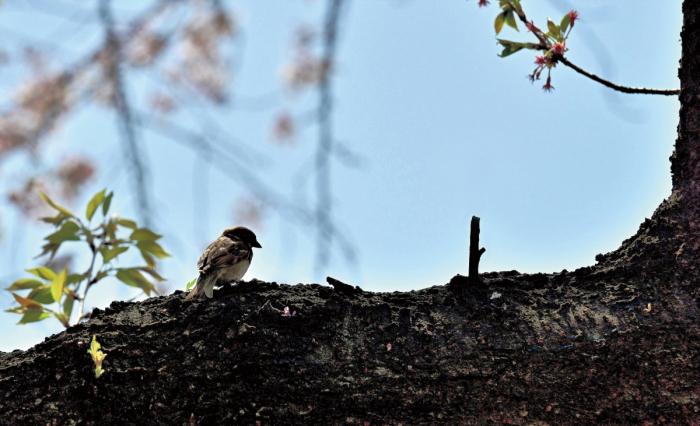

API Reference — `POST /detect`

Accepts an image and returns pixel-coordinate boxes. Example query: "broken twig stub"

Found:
[469,216,486,283]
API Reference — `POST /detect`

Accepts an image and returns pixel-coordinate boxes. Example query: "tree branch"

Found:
[315,0,346,275]
[507,4,680,96]
[557,56,680,96]
[134,111,357,266]
[99,0,153,227]
[468,216,485,282]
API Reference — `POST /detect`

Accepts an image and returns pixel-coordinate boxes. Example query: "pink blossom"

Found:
[568,10,579,28]
[271,112,295,142]
[551,43,567,56]
[283,307,296,317]
[387,343,392,351]
[478,0,490,7]
[534,56,546,67]
[542,76,554,92]
[526,20,539,33]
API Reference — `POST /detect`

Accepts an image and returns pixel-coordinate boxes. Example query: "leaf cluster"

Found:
[494,0,575,58]
[5,189,169,327]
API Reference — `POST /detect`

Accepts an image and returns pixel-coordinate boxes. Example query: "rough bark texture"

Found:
[2,2,700,425]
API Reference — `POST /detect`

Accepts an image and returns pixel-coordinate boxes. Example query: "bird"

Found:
[185,226,262,301]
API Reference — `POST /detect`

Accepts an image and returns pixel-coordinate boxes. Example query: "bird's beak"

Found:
[253,240,262,248]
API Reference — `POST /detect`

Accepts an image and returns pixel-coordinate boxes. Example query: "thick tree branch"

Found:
[558,56,680,96]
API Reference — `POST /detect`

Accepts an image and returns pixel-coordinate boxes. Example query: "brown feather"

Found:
[185,228,258,301]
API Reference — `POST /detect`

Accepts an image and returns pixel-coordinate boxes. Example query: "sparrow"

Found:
[185,226,262,301]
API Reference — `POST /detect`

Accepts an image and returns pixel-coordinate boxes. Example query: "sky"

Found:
[0,0,682,351]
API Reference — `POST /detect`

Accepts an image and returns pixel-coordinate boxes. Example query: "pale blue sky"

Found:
[0,0,682,351]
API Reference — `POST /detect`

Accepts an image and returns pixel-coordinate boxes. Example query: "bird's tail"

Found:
[184,275,206,301]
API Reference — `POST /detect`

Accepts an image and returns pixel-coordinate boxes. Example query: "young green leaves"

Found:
[86,189,106,222]
[87,335,106,378]
[6,268,73,326]
[5,189,170,327]
[185,278,197,291]
[486,1,579,91]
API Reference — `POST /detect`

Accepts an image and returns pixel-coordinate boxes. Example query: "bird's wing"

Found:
[198,236,250,274]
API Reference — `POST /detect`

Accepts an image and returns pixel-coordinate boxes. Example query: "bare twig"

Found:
[557,56,680,96]
[468,216,486,282]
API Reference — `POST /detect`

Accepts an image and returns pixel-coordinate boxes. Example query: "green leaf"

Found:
[12,293,43,309]
[63,292,74,321]
[116,269,155,296]
[105,221,118,241]
[27,286,55,305]
[102,191,113,217]
[186,278,197,291]
[560,13,571,34]
[18,311,51,324]
[139,248,156,269]
[547,18,561,39]
[27,266,57,281]
[495,11,506,35]
[5,307,26,314]
[36,242,61,260]
[137,241,170,259]
[38,191,73,217]
[66,273,86,286]
[50,312,69,327]
[130,228,162,242]
[505,10,519,31]
[86,189,106,221]
[116,218,137,229]
[6,278,44,290]
[50,268,67,304]
[95,270,108,282]
[497,40,526,57]
[40,212,72,226]
[99,245,129,264]
[136,267,165,281]
[46,221,81,243]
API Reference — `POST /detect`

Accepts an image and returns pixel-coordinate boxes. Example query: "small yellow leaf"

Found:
[495,11,506,35]
[50,268,67,304]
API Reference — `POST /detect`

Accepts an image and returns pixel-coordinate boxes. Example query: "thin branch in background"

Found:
[160,80,272,168]
[134,111,357,266]
[193,149,212,247]
[557,56,680,96]
[315,0,347,276]
[99,0,153,227]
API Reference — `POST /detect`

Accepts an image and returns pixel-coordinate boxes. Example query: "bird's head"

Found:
[223,226,262,248]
